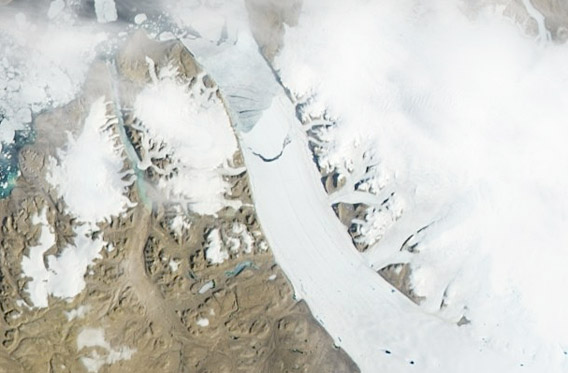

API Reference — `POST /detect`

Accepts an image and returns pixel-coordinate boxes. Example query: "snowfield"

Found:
[180,0,568,371]
[22,208,107,308]
[77,327,136,372]
[238,88,531,373]
[48,97,135,224]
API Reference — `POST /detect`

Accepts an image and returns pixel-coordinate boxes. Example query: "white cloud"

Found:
[134,61,239,215]
[276,0,568,362]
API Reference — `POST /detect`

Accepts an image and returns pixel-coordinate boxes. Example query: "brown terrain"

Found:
[0,32,358,373]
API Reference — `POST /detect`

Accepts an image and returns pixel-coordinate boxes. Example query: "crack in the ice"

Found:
[250,135,291,162]
[238,109,258,115]
[228,94,257,102]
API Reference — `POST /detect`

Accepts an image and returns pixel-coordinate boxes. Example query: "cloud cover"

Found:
[276,0,568,363]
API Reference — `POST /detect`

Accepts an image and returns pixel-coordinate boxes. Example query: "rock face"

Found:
[0,33,358,373]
